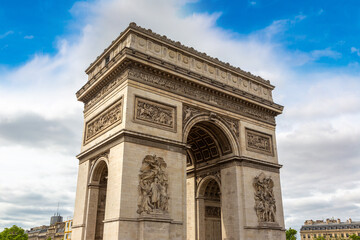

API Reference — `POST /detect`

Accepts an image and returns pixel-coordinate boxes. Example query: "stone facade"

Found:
[300,218,360,239]
[72,22,285,240]
[27,222,65,240]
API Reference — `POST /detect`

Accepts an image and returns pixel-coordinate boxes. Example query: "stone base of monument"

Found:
[244,222,285,240]
[138,212,173,240]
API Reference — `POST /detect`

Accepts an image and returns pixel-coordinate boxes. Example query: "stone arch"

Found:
[89,157,109,184]
[183,113,240,160]
[196,175,222,240]
[86,156,109,240]
[197,175,221,198]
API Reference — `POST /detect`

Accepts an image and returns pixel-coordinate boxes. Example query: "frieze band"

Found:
[128,67,276,125]
[134,96,176,132]
[84,98,123,143]
[85,71,127,110]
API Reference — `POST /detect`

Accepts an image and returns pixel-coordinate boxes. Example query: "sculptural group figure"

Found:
[137,155,169,214]
[253,173,276,222]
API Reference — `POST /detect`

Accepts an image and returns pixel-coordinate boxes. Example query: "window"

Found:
[105,55,110,64]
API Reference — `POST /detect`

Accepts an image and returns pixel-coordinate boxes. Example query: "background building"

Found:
[300,218,360,239]
[26,215,72,240]
[64,218,73,240]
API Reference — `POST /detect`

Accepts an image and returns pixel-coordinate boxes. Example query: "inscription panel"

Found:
[84,98,123,144]
[245,128,273,156]
[134,96,176,132]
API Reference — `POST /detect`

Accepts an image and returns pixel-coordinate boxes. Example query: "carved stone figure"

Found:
[253,173,276,223]
[137,155,169,214]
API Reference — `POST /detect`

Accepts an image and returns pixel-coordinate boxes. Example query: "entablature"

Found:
[77,49,283,122]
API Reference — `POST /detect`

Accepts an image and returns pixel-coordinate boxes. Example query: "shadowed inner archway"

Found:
[186,121,232,167]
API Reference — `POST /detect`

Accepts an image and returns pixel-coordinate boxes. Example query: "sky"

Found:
[0,0,360,235]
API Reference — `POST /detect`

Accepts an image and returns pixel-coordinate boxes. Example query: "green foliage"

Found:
[46,237,52,240]
[314,236,325,240]
[0,225,28,240]
[286,228,297,240]
[350,234,360,240]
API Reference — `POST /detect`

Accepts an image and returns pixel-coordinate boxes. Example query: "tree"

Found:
[0,225,28,240]
[314,237,325,240]
[286,228,297,240]
[350,234,360,240]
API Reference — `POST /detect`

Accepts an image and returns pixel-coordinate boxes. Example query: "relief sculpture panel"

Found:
[253,173,276,223]
[246,128,274,156]
[137,155,169,214]
[84,98,123,143]
[134,97,176,132]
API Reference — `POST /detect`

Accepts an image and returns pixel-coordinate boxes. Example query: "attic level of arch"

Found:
[76,47,283,114]
[85,23,274,88]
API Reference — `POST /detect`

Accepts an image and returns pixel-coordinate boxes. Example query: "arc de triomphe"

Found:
[72,23,285,240]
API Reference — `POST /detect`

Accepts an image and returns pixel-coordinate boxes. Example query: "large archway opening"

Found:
[200,178,222,240]
[186,121,232,168]
[86,159,108,240]
[185,121,233,240]
[94,165,108,240]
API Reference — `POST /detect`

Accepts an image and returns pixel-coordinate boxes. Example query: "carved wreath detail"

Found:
[137,155,169,214]
[253,173,276,223]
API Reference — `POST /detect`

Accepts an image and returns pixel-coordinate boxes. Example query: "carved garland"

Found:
[84,98,123,143]
[137,155,169,214]
[128,67,275,125]
[253,173,276,223]
[134,97,176,132]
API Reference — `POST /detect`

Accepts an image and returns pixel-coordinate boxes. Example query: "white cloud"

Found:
[0,31,14,39]
[311,48,341,59]
[24,35,34,39]
[0,0,359,234]
[351,47,360,56]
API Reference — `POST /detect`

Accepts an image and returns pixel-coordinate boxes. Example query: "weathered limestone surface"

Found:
[72,22,285,240]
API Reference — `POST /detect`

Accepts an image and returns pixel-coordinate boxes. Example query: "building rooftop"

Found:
[301,218,360,231]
